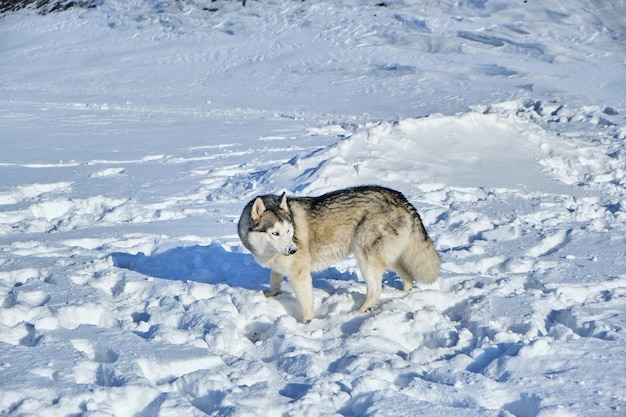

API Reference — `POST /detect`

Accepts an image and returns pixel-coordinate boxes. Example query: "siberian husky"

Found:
[237,185,440,323]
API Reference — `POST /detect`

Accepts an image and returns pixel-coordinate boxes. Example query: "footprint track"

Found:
[71,339,120,363]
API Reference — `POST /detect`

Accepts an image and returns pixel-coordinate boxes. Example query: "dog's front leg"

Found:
[290,271,314,324]
[264,270,283,297]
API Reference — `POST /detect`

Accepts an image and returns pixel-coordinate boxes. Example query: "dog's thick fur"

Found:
[237,185,440,323]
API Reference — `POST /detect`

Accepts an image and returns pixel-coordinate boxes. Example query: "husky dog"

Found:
[237,185,440,323]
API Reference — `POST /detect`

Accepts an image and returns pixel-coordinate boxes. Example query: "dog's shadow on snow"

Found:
[111,242,269,291]
[111,242,400,307]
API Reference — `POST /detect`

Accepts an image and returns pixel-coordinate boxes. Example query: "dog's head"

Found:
[246,192,298,257]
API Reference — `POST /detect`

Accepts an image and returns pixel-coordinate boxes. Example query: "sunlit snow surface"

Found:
[1,1,626,416]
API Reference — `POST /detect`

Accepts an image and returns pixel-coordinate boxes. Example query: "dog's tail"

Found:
[399,217,440,285]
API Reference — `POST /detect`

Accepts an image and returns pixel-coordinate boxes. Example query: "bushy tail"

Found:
[400,226,440,285]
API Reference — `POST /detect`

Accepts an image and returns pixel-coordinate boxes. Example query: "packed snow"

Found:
[1,0,625,416]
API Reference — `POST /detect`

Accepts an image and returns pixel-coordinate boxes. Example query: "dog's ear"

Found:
[279,192,289,212]
[251,197,266,221]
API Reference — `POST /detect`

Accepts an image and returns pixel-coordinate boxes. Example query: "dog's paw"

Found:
[263,290,281,298]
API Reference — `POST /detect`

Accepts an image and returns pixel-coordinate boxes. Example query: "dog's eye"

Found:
[271,231,280,236]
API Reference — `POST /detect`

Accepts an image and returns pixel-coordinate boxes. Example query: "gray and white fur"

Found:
[238,185,440,323]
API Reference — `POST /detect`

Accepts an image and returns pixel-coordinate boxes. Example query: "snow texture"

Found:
[1,0,625,416]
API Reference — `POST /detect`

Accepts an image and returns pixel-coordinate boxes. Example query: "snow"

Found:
[1,0,625,416]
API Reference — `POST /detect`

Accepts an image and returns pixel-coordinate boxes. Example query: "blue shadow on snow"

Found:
[111,242,397,295]
[111,242,268,291]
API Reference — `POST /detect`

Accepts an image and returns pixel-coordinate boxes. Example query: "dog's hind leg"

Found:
[393,260,415,291]
[354,255,385,313]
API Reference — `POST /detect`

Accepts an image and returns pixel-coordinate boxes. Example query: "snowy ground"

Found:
[1,0,626,416]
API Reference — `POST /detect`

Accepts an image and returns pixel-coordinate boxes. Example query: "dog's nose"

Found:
[289,247,298,255]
